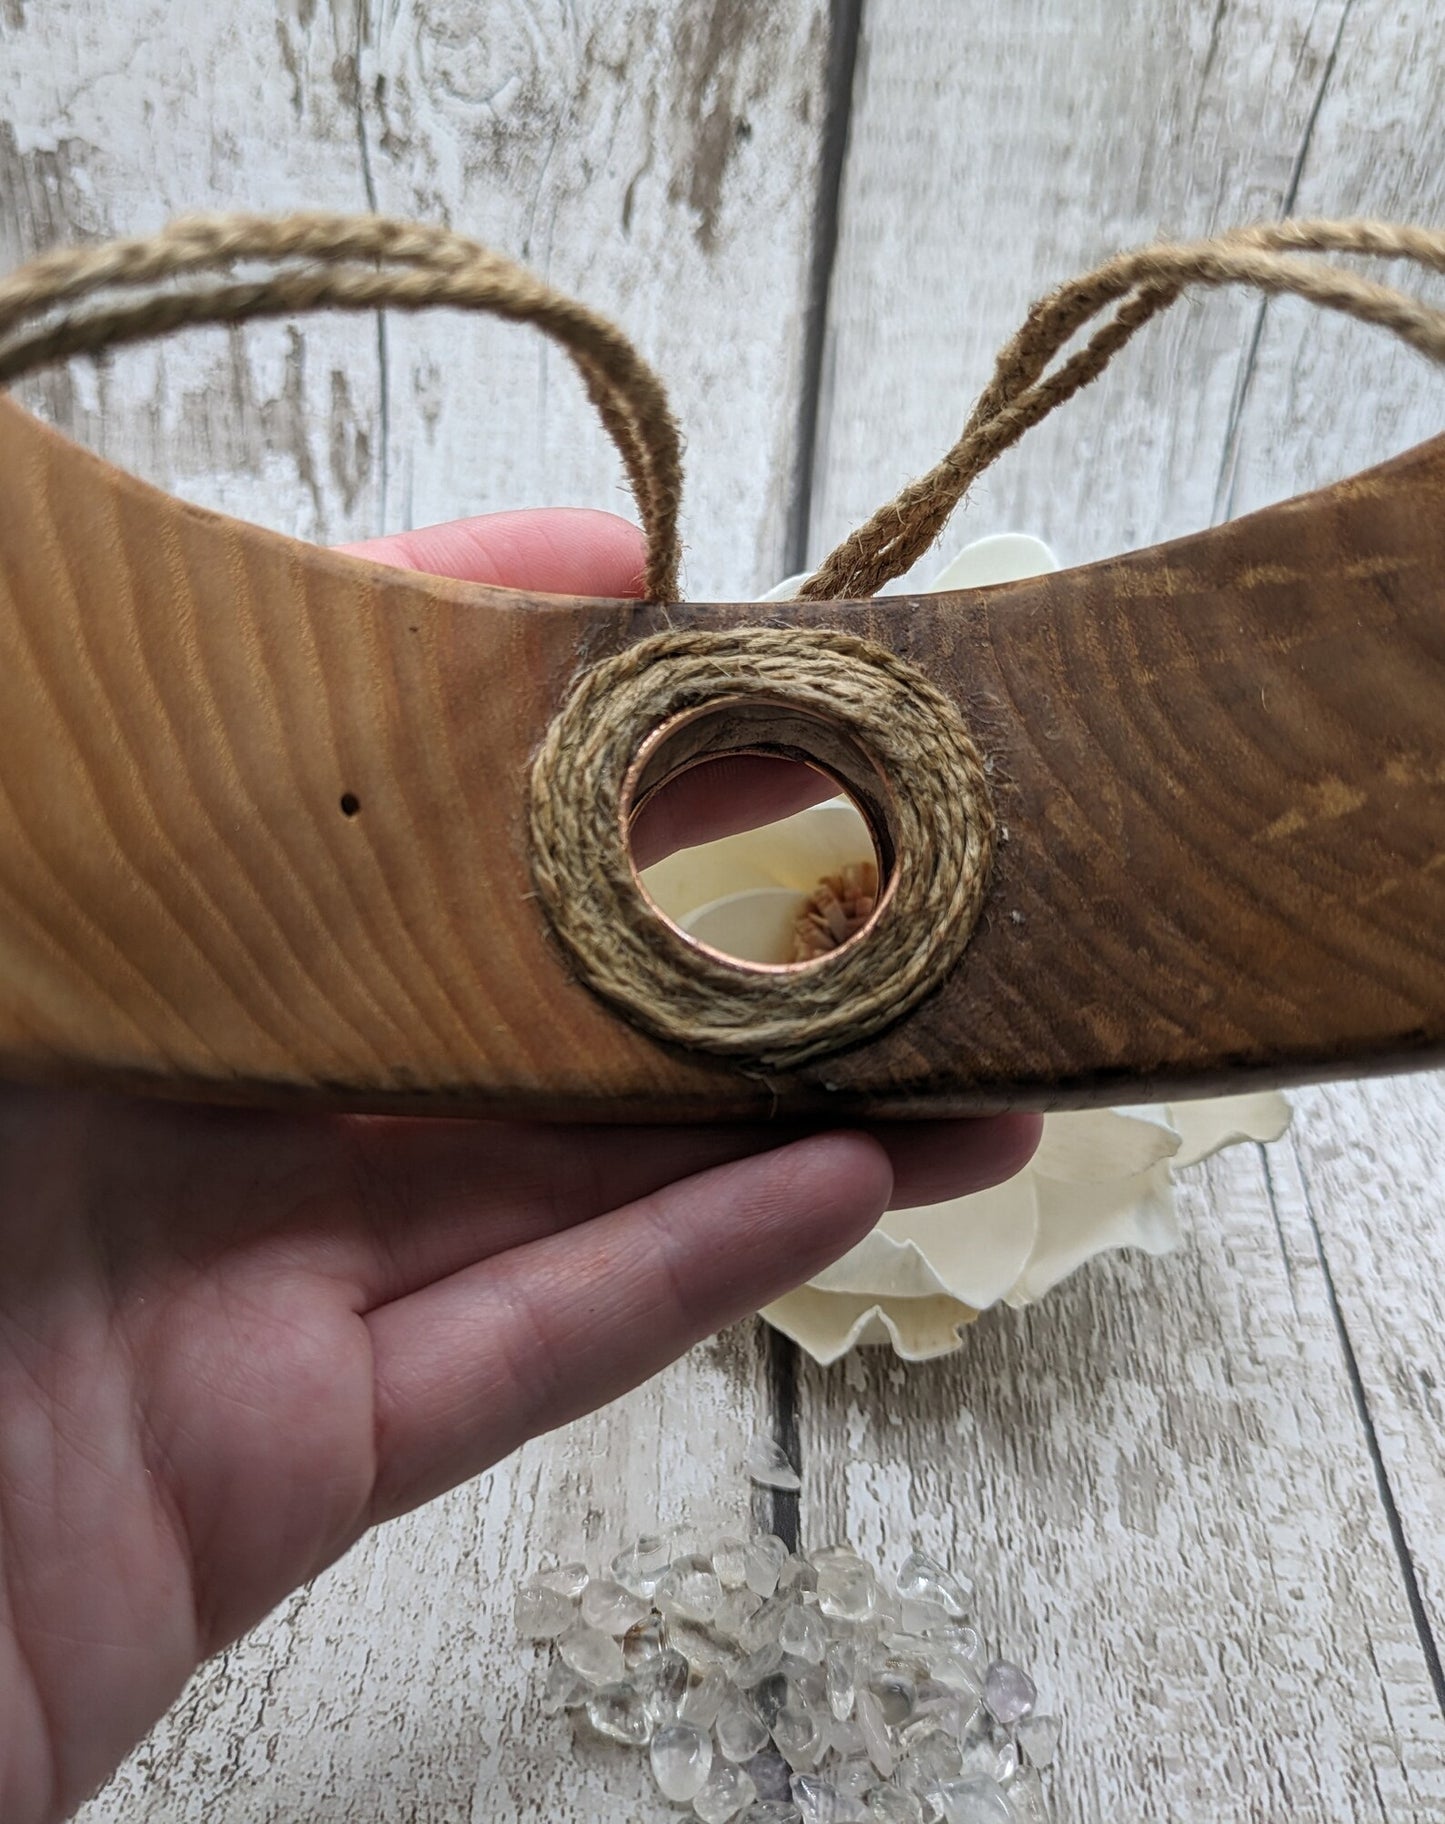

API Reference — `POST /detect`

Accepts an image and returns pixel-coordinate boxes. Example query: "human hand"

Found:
[0,508,1041,1823]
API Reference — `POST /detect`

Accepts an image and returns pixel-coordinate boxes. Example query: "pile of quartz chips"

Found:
[514,1520,1059,1821]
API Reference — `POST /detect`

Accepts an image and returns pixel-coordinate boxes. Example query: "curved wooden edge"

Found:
[0,389,1442,1119]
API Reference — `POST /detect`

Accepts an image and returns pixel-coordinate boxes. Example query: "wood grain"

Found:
[0,389,1442,1116]
[1284,1075,1445,1664]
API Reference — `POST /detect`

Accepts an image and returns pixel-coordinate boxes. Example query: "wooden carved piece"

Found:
[0,389,1440,1119]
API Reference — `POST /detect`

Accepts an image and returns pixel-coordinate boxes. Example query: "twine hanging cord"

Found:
[0,210,685,604]
[5,212,1442,604]
[801,217,1445,599]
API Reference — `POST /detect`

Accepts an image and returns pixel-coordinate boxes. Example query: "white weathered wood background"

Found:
[4,1,1444,1817]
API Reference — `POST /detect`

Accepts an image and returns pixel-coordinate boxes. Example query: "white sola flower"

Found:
[760,1091,1289,1363]
[640,533,1292,1364]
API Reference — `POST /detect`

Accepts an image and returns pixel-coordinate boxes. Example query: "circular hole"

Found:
[624,701,896,972]
[339,792,361,818]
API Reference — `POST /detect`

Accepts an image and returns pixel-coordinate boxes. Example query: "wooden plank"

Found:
[801,1,1445,1817]
[0,3,386,545]
[795,1130,1445,1820]
[357,0,832,599]
[0,4,829,1821]
[1284,1076,1445,1664]
[78,1329,770,1823]
[806,0,1445,583]
[1218,1,1445,520]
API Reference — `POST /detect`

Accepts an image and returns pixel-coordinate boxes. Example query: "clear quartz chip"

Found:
[672,1618,743,1675]
[682,1666,730,1729]
[660,1564,725,1624]
[925,1643,985,1699]
[514,1581,576,1640]
[635,1646,691,1724]
[866,1666,916,1730]
[714,1536,752,1589]
[814,1549,878,1624]
[611,1533,672,1594]
[651,1721,714,1802]
[790,1772,851,1823]
[739,1595,791,1653]
[778,1554,819,1597]
[855,1688,894,1779]
[534,1560,589,1600]
[896,1552,972,1620]
[586,1680,650,1745]
[1015,1712,1060,1770]
[743,1748,795,1800]
[867,1789,924,1823]
[901,1597,956,1635]
[958,1713,1016,1783]
[540,1660,587,1715]
[929,1626,982,1666]
[1005,1764,1049,1822]
[982,1662,1036,1727]
[558,1625,625,1684]
[784,1660,827,1715]
[743,1535,790,1598]
[753,1670,791,1731]
[694,1762,758,1824]
[898,1722,962,1790]
[717,1586,766,1640]
[936,1775,1013,1824]
[779,1603,829,1664]
[826,1719,865,1760]
[773,1702,822,1769]
[734,1640,786,1689]
[717,1689,771,1762]
[581,1577,652,1635]
[832,1760,873,1798]
[745,1436,803,1492]
[826,1642,857,1721]
[623,1612,667,1668]
[522,1529,1056,1822]
[908,1688,975,1740]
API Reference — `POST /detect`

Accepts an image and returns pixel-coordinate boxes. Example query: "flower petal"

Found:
[762,1288,980,1365]
[1031,1107,1180,1182]
[640,798,872,916]
[860,1175,1040,1309]
[1007,1161,1179,1305]
[809,1229,955,1299]
[925,533,1060,591]
[1162,1091,1293,1167]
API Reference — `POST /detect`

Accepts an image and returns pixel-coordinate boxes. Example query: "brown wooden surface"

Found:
[0,387,1441,1119]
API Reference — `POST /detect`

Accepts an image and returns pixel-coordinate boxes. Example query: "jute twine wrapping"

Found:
[528,627,994,1068]
[4,211,1445,1065]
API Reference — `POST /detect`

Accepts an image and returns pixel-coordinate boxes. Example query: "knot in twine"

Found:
[5,212,1445,1066]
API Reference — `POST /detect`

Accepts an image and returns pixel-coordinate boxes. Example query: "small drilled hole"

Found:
[339,792,361,818]
[624,703,895,971]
